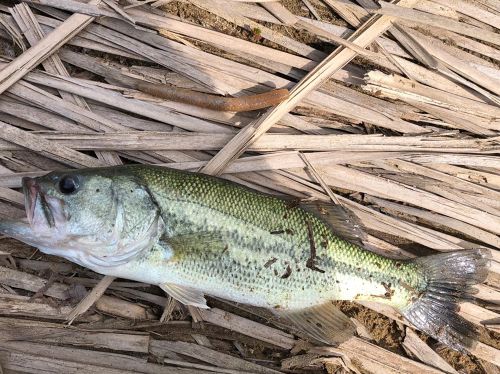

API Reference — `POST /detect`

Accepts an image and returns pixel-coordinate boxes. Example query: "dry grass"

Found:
[0,0,498,373]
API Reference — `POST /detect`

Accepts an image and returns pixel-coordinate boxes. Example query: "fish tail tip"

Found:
[402,248,490,352]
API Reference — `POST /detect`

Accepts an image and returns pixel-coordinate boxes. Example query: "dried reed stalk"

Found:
[0,0,498,372]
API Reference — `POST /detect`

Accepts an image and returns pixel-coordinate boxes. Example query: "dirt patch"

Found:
[336,301,404,353]
[434,344,484,374]
[160,0,345,56]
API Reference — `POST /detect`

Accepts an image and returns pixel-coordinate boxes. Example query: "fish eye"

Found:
[58,175,80,195]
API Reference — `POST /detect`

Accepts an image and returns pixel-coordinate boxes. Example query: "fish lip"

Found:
[22,177,68,229]
[22,177,39,227]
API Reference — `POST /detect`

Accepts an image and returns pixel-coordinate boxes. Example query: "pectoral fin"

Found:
[159,283,208,309]
[163,232,227,255]
[158,232,223,309]
[273,302,355,345]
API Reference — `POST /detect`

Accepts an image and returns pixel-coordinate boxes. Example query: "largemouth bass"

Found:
[0,165,489,350]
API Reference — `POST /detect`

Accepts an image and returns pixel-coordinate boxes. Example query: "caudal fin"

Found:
[402,249,490,352]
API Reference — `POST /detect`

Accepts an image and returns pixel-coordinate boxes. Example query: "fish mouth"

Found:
[22,177,67,229]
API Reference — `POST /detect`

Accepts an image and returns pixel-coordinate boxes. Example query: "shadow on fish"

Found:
[0,165,490,351]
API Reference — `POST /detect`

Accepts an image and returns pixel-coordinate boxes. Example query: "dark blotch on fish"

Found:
[305,220,325,273]
[281,264,292,279]
[381,282,394,299]
[264,257,277,268]
[270,230,285,235]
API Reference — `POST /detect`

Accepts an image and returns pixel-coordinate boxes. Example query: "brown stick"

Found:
[135,81,289,112]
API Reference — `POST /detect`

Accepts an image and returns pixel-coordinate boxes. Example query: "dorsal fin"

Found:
[300,201,366,247]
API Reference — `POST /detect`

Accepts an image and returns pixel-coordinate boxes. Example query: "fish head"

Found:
[2,168,163,270]
[23,171,116,238]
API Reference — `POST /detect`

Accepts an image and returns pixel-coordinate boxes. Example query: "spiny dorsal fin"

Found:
[273,302,355,345]
[300,201,366,247]
[160,283,208,309]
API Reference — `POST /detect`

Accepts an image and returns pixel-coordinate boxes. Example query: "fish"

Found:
[0,165,490,351]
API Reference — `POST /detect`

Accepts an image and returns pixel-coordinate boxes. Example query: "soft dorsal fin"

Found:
[273,302,355,345]
[160,283,208,309]
[300,201,366,247]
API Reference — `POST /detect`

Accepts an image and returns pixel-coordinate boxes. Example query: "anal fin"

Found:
[273,302,355,345]
[159,283,208,309]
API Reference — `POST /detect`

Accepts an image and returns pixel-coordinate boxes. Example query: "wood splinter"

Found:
[135,81,289,112]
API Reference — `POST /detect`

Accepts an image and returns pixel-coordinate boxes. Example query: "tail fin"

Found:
[402,249,490,352]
